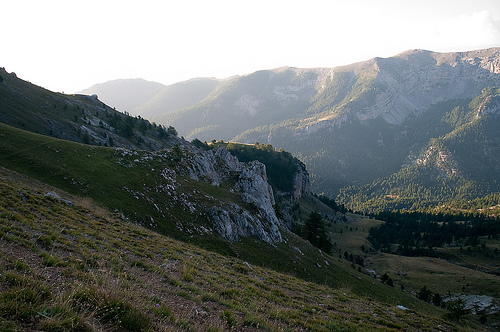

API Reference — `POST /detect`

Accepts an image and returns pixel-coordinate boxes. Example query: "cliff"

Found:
[183,147,283,243]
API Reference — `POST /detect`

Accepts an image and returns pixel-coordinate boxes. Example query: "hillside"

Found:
[0,167,461,331]
[126,48,500,212]
[338,87,500,213]
[0,67,178,152]
[1,69,493,330]
[133,78,220,118]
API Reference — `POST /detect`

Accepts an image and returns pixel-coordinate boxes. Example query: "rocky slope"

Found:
[182,146,284,243]
[0,68,309,246]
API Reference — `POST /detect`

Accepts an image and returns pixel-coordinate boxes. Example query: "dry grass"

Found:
[0,169,469,331]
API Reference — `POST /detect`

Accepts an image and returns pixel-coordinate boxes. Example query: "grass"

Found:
[0,168,466,331]
[0,121,430,304]
[327,213,500,327]
[0,120,496,330]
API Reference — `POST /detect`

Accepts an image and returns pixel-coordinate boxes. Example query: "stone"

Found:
[44,191,74,206]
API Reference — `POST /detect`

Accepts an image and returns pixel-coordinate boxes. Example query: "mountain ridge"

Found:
[79,78,165,115]
[75,48,500,211]
[1,61,499,330]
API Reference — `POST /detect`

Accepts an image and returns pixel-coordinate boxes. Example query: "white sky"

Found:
[3,0,500,93]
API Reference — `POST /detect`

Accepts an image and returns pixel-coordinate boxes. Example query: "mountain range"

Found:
[81,48,500,213]
[1,58,500,329]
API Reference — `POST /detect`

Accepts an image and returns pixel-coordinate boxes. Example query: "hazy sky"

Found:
[3,0,500,93]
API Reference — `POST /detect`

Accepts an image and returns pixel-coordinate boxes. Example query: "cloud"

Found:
[431,10,500,51]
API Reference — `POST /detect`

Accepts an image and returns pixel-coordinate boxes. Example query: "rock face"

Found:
[208,203,281,243]
[356,49,500,125]
[186,147,283,243]
[476,93,500,118]
[184,146,242,186]
[292,162,310,200]
[444,294,499,315]
[116,145,294,244]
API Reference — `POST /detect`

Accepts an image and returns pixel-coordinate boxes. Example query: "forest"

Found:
[368,209,500,255]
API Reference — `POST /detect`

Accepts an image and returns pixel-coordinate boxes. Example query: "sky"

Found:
[3,0,500,93]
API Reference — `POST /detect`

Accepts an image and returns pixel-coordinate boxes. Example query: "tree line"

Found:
[368,209,500,254]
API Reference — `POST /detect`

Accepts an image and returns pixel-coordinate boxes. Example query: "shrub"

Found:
[444,299,469,321]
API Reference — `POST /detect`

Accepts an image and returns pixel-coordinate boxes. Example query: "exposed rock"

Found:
[299,48,500,133]
[235,94,260,116]
[185,147,241,185]
[183,147,283,243]
[476,94,500,118]
[417,145,460,177]
[44,191,74,206]
[215,147,241,171]
[444,294,499,315]
[292,162,310,200]
[209,204,281,243]
[235,161,275,208]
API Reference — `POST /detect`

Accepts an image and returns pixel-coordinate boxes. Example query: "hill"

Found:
[337,87,500,213]
[0,67,176,151]
[133,77,220,118]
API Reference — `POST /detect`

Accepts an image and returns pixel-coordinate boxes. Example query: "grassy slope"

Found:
[0,167,461,331]
[1,122,494,330]
[0,67,176,152]
[0,123,419,303]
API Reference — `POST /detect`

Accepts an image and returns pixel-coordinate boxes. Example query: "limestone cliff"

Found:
[301,48,500,132]
[182,147,283,243]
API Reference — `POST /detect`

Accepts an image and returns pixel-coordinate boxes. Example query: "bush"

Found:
[417,285,432,302]
[444,299,469,321]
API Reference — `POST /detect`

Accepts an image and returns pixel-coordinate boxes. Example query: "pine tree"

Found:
[304,211,332,253]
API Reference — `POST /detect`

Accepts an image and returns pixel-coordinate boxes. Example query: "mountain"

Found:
[135,48,500,211]
[0,67,303,247]
[79,77,220,118]
[133,77,220,118]
[1,67,498,330]
[79,78,165,114]
[338,88,500,212]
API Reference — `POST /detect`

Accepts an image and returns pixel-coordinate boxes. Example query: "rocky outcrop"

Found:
[208,204,281,243]
[476,94,500,118]
[444,294,499,315]
[109,144,302,244]
[235,161,275,209]
[184,147,241,186]
[292,162,310,200]
[185,147,283,243]
[417,145,460,177]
